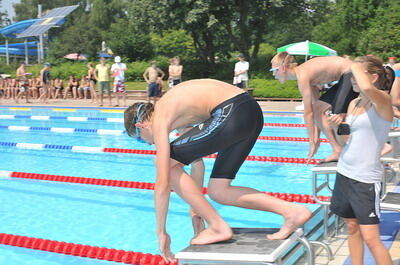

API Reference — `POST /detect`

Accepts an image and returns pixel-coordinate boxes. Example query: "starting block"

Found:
[176,228,314,265]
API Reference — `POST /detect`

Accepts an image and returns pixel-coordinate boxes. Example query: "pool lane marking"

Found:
[0,170,329,204]
[0,115,124,123]
[0,126,125,135]
[8,108,32,111]
[0,141,320,164]
[0,125,329,142]
[0,232,170,265]
[0,115,306,127]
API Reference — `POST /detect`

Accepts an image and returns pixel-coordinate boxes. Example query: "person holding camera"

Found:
[328,56,394,265]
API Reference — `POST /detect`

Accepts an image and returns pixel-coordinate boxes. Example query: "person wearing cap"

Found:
[386,57,397,68]
[111,56,127,107]
[15,62,31,103]
[124,79,311,262]
[38,63,51,103]
[233,53,249,89]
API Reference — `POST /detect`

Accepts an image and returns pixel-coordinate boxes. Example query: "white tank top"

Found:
[337,106,391,183]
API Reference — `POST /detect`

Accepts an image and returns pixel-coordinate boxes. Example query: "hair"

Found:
[124,102,154,137]
[354,56,395,92]
[88,63,94,67]
[271,51,297,68]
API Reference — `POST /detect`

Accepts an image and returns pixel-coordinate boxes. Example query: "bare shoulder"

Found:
[392,63,400,70]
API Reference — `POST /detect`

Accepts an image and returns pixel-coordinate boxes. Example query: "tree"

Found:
[312,0,387,55]
[357,0,400,58]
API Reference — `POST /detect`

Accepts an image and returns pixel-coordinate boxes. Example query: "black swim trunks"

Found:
[170,93,263,179]
[319,73,359,114]
[330,172,381,225]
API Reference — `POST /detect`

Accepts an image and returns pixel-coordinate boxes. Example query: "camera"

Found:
[337,123,351,135]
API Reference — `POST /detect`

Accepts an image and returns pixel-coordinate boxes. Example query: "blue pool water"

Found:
[0,107,331,265]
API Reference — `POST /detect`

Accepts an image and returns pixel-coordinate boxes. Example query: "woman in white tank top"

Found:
[328,56,394,265]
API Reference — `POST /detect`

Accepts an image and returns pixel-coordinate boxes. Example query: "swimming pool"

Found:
[0,107,332,265]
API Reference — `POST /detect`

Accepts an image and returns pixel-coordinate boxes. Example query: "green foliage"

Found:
[249,79,301,98]
[357,0,400,58]
[312,0,387,55]
[150,29,195,59]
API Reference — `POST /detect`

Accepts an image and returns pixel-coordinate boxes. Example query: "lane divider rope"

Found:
[0,232,175,265]
[0,115,123,123]
[0,170,331,204]
[0,141,320,164]
[0,115,305,127]
[0,125,328,142]
[0,125,124,135]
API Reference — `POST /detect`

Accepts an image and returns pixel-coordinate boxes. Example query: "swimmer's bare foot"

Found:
[267,205,311,240]
[318,151,340,164]
[191,224,232,245]
[191,215,205,237]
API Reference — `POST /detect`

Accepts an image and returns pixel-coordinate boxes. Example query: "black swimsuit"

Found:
[170,93,263,179]
[319,72,359,114]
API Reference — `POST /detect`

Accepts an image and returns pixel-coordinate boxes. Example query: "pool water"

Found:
[0,107,332,265]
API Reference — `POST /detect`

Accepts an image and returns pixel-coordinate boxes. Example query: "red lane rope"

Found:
[264,123,305,127]
[8,171,331,204]
[0,233,175,265]
[102,148,319,164]
[258,136,329,143]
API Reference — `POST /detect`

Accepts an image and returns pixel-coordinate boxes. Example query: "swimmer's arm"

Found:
[143,69,150,83]
[153,118,172,235]
[298,78,319,155]
[390,65,400,106]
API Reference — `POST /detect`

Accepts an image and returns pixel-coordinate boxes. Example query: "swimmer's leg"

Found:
[314,100,342,162]
[168,161,232,245]
[189,159,206,236]
[207,179,312,240]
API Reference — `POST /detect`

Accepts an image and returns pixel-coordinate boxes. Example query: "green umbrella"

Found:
[277,40,337,60]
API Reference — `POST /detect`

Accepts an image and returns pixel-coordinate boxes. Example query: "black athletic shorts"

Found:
[319,73,359,114]
[330,172,381,225]
[170,93,263,179]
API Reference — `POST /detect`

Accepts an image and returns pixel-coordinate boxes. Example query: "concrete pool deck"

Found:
[0,98,399,265]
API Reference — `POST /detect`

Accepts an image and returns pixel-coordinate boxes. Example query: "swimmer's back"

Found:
[155,79,246,129]
[297,56,353,85]
[160,79,245,113]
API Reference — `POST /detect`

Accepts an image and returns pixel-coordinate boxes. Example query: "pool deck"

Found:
[0,98,399,265]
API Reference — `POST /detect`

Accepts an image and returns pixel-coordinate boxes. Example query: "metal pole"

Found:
[38,4,43,63]
[5,39,9,65]
[24,39,28,64]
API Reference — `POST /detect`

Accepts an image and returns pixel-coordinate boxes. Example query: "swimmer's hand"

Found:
[158,232,176,263]
[327,113,344,127]
[307,140,320,163]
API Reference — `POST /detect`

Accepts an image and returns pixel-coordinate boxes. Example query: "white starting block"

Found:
[176,228,314,265]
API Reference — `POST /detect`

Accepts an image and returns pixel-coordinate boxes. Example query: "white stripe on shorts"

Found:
[374,182,381,218]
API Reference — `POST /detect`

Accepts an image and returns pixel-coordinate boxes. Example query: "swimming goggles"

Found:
[128,103,146,143]
[269,67,279,72]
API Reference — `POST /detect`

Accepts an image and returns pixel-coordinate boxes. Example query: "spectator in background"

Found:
[233,53,249,90]
[64,75,79,99]
[38,63,51,103]
[53,77,64,99]
[168,56,183,88]
[386,57,397,68]
[95,57,112,106]
[87,62,98,103]
[78,75,91,99]
[15,62,30,103]
[111,56,127,107]
[143,61,165,104]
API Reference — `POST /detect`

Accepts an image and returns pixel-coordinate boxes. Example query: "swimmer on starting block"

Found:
[124,79,311,262]
[270,52,359,163]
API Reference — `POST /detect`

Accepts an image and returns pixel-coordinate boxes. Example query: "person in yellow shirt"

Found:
[95,57,112,106]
